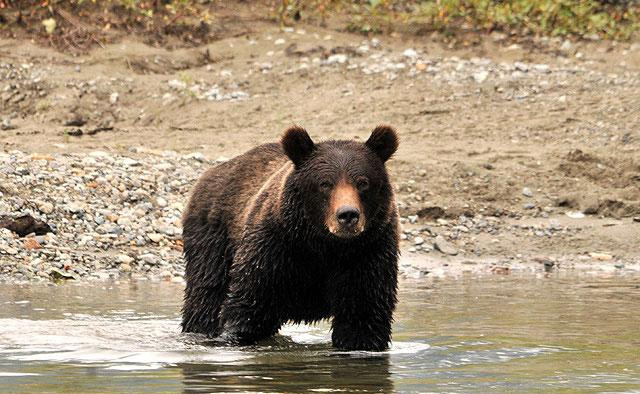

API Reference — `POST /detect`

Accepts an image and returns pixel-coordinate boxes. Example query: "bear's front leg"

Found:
[330,248,398,351]
[217,240,284,345]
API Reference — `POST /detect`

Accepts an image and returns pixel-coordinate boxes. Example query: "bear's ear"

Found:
[281,125,315,167]
[366,125,398,163]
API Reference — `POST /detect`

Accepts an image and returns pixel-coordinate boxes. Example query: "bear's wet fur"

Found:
[181,125,400,351]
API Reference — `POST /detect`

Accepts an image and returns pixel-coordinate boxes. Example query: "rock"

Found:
[138,253,157,265]
[566,211,585,219]
[523,203,536,210]
[522,187,533,197]
[402,48,418,58]
[119,263,132,273]
[514,62,529,72]
[156,197,168,208]
[533,64,551,73]
[1,118,16,130]
[117,254,134,264]
[327,54,348,64]
[23,238,42,250]
[148,233,164,243]
[589,252,613,261]
[65,115,86,127]
[434,235,458,256]
[274,38,285,45]
[116,216,132,226]
[414,236,424,245]
[185,152,205,162]
[417,206,445,220]
[122,158,141,167]
[1,245,18,255]
[560,39,573,52]
[66,203,84,214]
[109,92,119,104]
[37,201,54,214]
[633,217,640,223]
[168,79,187,90]
[49,268,77,280]
[473,71,489,83]
[66,128,83,137]
[0,215,53,237]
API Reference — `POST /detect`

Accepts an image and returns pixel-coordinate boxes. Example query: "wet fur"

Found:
[182,128,399,351]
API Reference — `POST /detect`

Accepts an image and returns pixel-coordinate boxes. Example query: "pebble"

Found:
[156,197,168,208]
[473,71,489,83]
[327,54,348,64]
[560,40,573,52]
[148,233,164,243]
[402,48,418,59]
[414,236,425,245]
[434,235,458,256]
[122,158,141,167]
[117,254,134,264]
[37,201,54,214]
[522,187,533,197]
[589,252,613,261]
[1,118,16,130]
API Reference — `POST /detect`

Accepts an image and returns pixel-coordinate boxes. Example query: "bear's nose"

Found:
[336,206,360,227]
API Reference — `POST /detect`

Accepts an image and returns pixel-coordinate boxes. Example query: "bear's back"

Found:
[183,143,292,242]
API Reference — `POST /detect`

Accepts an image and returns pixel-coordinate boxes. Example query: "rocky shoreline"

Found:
[2,150,638,284]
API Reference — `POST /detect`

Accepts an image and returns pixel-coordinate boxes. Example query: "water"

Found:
[1,273,639,393]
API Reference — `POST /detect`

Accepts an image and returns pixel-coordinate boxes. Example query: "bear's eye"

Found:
[319,180,334,192]
[356,177,370,191]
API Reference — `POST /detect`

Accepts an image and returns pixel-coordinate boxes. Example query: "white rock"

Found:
[148,233,164,243]
[274,38,285,45]
[38,201,54,214]
[533,64,551,73]
[117,254,134,264]
[403,48,418,58]
[156,197,168,208]
[566,211,585,219]
[473,71,489,83]
[109,92,119,104]
[122,158,140,167]
[327,54,348,64]
[168,79,187,90]
[514,62,529,72]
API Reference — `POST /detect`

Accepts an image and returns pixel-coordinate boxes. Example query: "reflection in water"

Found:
[180,352,393,393]
[1,273,640,392]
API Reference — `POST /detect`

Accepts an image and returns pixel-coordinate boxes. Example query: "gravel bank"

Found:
[2,149,639,283]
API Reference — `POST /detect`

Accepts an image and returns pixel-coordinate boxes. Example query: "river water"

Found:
[1,273,639,392]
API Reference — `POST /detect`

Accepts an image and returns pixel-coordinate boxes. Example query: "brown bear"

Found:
[181,125,399,351]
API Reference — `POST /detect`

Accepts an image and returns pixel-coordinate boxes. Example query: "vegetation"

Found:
[0,0,638,49]
[334,0,640,40]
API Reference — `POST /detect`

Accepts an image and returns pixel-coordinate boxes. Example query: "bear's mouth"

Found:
[326,223,365,239]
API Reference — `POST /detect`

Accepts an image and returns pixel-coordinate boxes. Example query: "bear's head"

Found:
[282,125,398,240]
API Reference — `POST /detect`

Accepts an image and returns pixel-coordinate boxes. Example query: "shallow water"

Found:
[1,273,639,393]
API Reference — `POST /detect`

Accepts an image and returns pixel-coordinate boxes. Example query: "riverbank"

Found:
[1,150,638,283]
